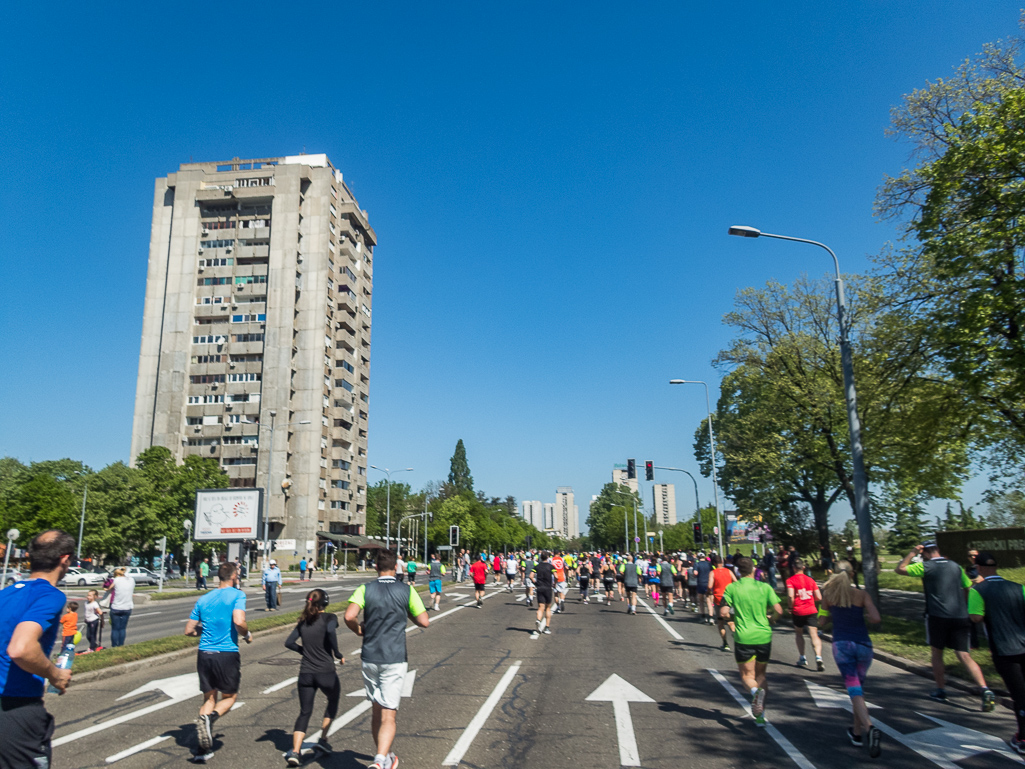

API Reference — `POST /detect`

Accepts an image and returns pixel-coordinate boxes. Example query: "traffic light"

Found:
[645,461,654,481]
[627,459,636,479]
[692,522,703,544]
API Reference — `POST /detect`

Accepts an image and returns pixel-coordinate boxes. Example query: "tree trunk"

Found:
[810,491,831,553]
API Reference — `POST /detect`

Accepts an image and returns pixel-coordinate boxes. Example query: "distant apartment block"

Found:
[555,487,580,540]
[612,467,638,494]
[652,483,677,526]
[520,500,543,529]
[131,154,376,551]
[543,503,556,532]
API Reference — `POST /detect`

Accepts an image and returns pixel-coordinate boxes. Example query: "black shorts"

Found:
[603,579,615,590]
[625,585,637,594]
[197,651,242,694]
[734,642,772,664]
[0,697,53,769]
[536,586,554,605]
[926,615,971,652]
[793,613,819,629]
[616,573,624,582]
[473,581,486,591]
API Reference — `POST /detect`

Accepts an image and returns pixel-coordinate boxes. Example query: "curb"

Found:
[819,631,1014,711]
[70,621,296,686]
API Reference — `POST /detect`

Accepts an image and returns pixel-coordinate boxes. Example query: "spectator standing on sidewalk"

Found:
[262,559,282,612]
[0,530,76,769]
[106,567,136,647]
[897,542,996,710]
[299,558,308,582]
[344,550,429,769]
[968,551,1025,753]
[200,558,211,590]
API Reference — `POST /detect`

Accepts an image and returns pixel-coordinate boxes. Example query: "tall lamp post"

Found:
[669,380,725,557]
[727,225,877,603]
[369,466,414,550]
[252,410,312,568]
[1,529,19,589]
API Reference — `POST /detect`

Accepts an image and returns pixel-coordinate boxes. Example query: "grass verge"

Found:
[148,590,210,601]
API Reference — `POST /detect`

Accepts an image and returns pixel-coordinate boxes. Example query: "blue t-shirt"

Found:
[0,579,66,697]
[300,560,308,570]
[190,587,246,652]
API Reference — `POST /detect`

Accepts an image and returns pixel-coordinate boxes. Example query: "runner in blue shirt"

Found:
[185,562,251,761]
[0,529,76,769]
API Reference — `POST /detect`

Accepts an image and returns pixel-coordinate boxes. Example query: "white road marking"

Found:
[326,700,373,737]
[54,698,186,747]
[130,611,164,618]
[586,674,655,767]
[708,668,816,769]
[105,734,171,763]
[442,661,522,766]
[636,599,683,641]
[515,594,526,602]
[263,677,298,694]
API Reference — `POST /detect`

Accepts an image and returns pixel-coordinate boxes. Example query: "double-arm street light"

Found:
[669,380,725,558]
[727,225,877,603]
[251,410,312,568]
[369,466,414,550]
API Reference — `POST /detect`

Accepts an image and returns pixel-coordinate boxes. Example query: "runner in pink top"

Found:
[786,558,824,670]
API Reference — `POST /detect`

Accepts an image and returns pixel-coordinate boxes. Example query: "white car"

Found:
[122,566,160,585]
[60,567,108,587]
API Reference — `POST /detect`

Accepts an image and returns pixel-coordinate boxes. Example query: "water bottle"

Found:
[47,643,75,693]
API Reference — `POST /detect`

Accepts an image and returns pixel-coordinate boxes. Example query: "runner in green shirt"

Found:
[721,556,782,727]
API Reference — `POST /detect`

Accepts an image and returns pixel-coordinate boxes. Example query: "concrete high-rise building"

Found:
[652,483,677,526]
[520,500,543,529]
[543,503,556,532]
[555,487,580,540]
[131,154,376,554]
[612,468,638,494]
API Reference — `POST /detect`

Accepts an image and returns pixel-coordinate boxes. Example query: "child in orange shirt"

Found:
[60,602,79,649]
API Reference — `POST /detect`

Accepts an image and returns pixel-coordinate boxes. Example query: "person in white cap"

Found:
[262,559,282,611]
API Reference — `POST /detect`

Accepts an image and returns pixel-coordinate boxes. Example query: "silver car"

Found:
[59,567,108,587]
[122,566,159,586]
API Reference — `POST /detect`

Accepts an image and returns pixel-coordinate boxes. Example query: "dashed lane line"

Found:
[708,668,816,769]
[263,677,298,694]
[442,661,522,766]
[636,599,684,641]
[105,735,171,763]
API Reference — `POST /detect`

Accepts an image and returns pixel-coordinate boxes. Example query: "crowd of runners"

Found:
[3,530,1025,768]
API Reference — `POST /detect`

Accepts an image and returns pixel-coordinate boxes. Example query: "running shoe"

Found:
[816,657,825,672]
[982,688,996,712]
[1009,734,1025,754]
[535,619,543,634]
[191,752,215,764]
[284,750,301,766]
[754,712,766,727]
[847,727,863,747]
[721,643,731,652]
[797,656,808,668]
[387,752,399,768]
[542,627,552,635]
[866,726,881,758]
[196,714,213,752]
[751,687,766,718]
[668,605,675,615]
[929,689,948,702]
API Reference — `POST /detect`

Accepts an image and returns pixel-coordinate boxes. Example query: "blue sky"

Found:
[0,2,1016,532]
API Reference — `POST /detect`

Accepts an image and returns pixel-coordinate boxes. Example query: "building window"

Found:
[187,395,224,404]
[336,360,354,373]
[222,457,256,466]
[199,258,233,267]
[191,354,225,363]
[194,317,228,325]
[192,335,227,344]
[198,277,231,286]
[330,480,350,490]
[235,275,268,285]
[232,333,265,343]
[335,379,353,392]
[187,438,220,446]
[222,436,258,445]
[231,314,266,323]
[332,459,351,470]
[197,296,228,305]
[228,373,261,382]
[200,239,235,249]
[189,374,226,384]
[234,177,272,187]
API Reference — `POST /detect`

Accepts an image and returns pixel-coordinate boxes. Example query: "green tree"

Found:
[987,490,1025,526]
[876,22,1025,478]
[447,440,473,494]
[587,483,642,550]
[701,276,972,551]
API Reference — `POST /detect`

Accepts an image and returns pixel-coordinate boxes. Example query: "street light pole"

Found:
[369,466,413,551]
[2,529,19,589]
[76,485,88,563]
[669,380,725,557]
[728,225,877,603]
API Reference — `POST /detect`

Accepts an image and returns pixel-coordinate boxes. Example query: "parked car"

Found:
[58,567,108,587]
[123,566,160,585]
[2,570,27,586]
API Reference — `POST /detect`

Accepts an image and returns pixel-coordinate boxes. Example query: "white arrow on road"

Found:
[586,674,655,766]
[55,673,202,747]
[805,680,1022,768]
[117,672,201,701]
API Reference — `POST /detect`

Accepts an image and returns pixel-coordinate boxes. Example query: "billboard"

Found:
[194,489,263,541]
[936,527,1025,569]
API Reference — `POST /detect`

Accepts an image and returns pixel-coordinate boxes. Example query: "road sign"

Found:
[586,674,654,766]
[437,545,453,551]
[634,537,640,543]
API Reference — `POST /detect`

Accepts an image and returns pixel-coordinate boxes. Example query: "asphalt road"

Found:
[47,581,1025,769]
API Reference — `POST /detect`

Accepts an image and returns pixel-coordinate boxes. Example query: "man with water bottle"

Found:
[0,529,77,769]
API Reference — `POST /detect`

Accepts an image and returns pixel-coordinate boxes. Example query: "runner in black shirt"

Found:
[969,552,1025,752]
[532,553,555,636]
[284,589,344,765]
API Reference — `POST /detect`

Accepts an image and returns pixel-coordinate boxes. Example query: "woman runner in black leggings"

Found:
[284,589,344,765]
